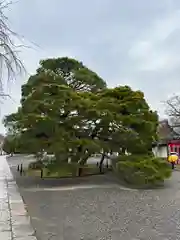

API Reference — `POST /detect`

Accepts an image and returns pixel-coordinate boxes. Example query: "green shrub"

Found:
[45,162,100,177]
[46,161,78,177]
[80,164,100,176]
[115,155,172,187]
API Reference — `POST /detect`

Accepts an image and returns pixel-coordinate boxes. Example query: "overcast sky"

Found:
[1,0,180,134]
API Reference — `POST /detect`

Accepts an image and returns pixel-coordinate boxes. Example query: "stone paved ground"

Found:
[0,155,37,240]
[7,155,180,240]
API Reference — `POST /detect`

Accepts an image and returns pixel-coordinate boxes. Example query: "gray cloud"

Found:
[1,0,180,133]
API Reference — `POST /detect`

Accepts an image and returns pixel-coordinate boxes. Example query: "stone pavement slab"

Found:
[0,155,37,240]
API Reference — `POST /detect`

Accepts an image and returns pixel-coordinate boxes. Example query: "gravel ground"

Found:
[7,155,180,240]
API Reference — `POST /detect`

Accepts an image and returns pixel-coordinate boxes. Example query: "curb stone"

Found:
[0,156,37,240]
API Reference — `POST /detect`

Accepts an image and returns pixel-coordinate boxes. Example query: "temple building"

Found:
[152,120,180,158]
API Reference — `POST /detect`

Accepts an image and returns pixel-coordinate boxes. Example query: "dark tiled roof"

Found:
[158,120,179,140]
[153,120,180,146]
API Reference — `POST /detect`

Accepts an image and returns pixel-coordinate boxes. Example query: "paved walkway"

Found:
[7,154,180,239]
[0,155,37,240]
[7,155,180,240]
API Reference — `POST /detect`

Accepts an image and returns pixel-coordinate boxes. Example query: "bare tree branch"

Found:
[0,0,26,95]
[166,96,180,116]
[165,95,180,134]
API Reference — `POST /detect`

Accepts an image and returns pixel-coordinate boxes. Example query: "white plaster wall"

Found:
[152,146,167,158]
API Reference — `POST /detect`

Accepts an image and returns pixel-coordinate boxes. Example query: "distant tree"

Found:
[166,95,180,133]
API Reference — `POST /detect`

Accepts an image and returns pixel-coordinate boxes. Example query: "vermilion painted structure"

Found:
[168,140,180,155]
